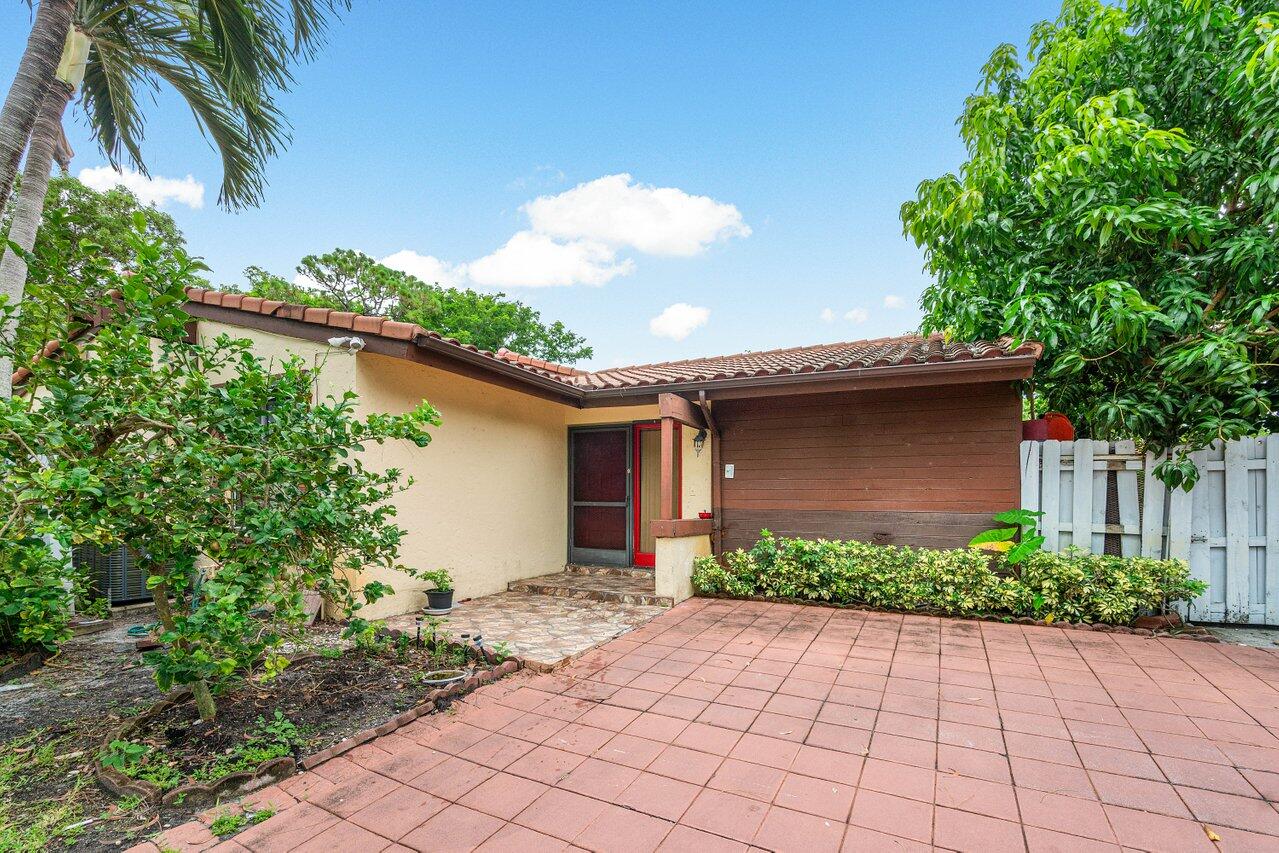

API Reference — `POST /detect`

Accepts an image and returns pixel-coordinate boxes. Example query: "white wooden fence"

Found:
[1020,437,1279,626]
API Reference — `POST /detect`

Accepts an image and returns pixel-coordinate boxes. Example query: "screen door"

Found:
[569,427,630,565]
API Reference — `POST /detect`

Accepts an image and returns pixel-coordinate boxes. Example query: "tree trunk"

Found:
[0,0,75,215]
[149,577,218,723]
[0,79,72,399]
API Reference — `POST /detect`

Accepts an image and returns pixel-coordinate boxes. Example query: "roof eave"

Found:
[185,299,1037,407]
[577,355,1038,407]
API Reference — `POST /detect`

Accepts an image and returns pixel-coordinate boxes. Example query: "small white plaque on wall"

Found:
[724,464,735,479]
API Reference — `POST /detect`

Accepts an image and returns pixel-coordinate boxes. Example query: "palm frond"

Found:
[73,0,342,209]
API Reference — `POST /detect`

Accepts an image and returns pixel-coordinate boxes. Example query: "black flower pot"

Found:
[426,589,454,612]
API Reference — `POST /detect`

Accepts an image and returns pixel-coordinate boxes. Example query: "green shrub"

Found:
[691,530,1204,625]
[0,539,75,651]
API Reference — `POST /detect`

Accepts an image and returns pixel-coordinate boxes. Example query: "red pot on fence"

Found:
[1023,412,1075,441]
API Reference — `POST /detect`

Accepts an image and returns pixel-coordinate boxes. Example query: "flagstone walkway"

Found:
[142,598,1279,852]
[385,590,667,670]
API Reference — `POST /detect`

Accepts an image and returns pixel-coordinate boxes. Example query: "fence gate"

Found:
[1021,436,1279,626]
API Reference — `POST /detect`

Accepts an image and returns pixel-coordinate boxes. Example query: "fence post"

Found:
[1020,441,1041,515]
[1141,449,1167,558]
[1224,440,1251,621]
[1266,435,1278,626]
[1041,440,1061,552]
[1072,441,1094,553]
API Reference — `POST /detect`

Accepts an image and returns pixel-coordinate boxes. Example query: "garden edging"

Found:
[96,652,523,808]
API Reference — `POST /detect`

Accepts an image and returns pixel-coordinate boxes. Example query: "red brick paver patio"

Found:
[170,598,1279,852]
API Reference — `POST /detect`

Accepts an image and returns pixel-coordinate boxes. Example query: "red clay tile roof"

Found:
[577,336,1041,389]
[177,286,1041,397]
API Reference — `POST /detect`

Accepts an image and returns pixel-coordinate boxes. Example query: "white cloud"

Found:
[78,166,204,209]
[883,294,906,309]
[378,173,748,290]
[650,303,710,341]
[380,249,463,287]
[467,231,634,288]
[524,173,750,257]
[820,307,836,323]
[845,308,869,324]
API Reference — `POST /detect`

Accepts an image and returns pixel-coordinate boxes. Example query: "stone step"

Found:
[508,571,672,607]
[565,563,655,579]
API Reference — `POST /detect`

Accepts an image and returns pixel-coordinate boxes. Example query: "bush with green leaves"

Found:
[692,530,1204,625]
[420,568,453,592]
[2,214,439,721]
[0,539,74,651]
[901,0,1279,488]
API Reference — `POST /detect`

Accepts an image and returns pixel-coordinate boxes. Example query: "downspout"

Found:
[698,390,723,555]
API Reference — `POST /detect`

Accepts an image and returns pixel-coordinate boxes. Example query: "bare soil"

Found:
[0,615,491,852]
[136,642,491,784]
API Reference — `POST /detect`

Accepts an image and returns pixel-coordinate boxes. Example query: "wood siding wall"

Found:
[717,382,1022,552]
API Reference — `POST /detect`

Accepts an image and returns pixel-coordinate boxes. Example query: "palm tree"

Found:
[0,0,343,212]
[0,0,75,216]
[1,0,347,397]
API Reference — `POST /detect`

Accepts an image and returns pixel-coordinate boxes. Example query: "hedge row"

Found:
[691,531,1205,625]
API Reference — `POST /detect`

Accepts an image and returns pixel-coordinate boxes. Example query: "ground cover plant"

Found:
[692,529,1204,625]
[0,616,513,851]
[96,624,501,799]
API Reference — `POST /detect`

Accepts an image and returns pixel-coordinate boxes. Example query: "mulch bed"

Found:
[138,645,492,779]
[0,619,515,852]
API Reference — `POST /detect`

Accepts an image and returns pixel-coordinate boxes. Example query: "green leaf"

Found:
[1006,536,1046,565]
[968,528,1019,547]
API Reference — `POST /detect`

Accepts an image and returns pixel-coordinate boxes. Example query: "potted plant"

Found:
[422,569,455,613]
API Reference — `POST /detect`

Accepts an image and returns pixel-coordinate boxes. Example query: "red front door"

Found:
[632,422,679,567]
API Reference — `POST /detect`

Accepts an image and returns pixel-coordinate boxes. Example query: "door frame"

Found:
[632,420,680,568]
[567,425,633,566]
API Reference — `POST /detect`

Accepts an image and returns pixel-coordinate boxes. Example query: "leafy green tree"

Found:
[242,249,595,363]
[2,216,438,721]
[901,0,1279,487]
[1,0,348,398]
[4,174,192,365]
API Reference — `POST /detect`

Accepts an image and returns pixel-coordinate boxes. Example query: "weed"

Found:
[209,811,248,836]
[0,730,90,850]
[112,794,143,814]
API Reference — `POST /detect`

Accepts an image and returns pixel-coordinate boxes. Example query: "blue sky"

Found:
[2,1,1058,369]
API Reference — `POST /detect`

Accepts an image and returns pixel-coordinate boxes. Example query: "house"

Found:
[183,287,1041,618]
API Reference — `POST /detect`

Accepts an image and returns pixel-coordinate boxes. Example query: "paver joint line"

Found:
[230,598,1279,852]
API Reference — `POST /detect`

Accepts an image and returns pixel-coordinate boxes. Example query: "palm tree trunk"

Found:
[0,0,76,216]
[0,79,72,400]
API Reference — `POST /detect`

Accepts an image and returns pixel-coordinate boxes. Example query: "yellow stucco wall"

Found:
[352,352,569,616]
[196,321,356,402]
[194,318,714,618]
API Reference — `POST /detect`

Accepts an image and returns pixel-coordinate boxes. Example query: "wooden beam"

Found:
[651,518,713,538]
[658,392,707,430]
[660,416,676,520]
[697,390,718,435]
